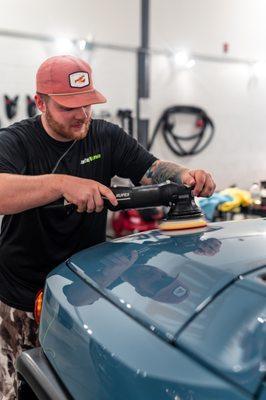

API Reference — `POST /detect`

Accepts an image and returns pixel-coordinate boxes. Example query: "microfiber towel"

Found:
[199,194,233,221]
[218,188,252,212]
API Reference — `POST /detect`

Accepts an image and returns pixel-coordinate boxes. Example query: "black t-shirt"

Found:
[0,116,156,311]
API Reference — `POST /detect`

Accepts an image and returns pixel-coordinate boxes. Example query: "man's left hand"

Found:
[180,169,215,197]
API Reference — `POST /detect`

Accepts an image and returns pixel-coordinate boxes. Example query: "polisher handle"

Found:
[44,181,197,213]
[103,181,192,211]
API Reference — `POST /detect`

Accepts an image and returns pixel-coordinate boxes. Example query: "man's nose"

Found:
[75,107,88,119]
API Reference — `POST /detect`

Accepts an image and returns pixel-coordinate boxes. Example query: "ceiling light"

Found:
[77,39,87,51]
[174,50,189,67]
[54,37,74,52]
[186,59,196,68]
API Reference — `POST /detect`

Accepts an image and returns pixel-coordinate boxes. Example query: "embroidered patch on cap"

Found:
[69,71,90,88]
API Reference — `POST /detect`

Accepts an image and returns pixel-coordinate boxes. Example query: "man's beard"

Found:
[45,107,90,141]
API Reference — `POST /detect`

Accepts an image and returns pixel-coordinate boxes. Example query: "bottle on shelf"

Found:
[249,182,261,205]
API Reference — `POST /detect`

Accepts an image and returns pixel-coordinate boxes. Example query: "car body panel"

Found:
[39,266,250,400]
[177,282,266,394]
[67,219,266,339]
[38,218,266,399]
[238,267,266,297]
[259,383,266,399]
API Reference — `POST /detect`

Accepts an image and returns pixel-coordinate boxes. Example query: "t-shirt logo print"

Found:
[69,72,90,88]
[80,153,102,165]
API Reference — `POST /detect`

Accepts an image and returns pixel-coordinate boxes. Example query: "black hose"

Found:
[148,105,215,156]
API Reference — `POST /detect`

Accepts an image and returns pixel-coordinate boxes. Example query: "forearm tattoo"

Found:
[143,160,186,184]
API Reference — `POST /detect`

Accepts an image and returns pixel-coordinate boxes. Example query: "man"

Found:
[0,55,215,399]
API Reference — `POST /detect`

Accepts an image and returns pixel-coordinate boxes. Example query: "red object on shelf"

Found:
[111,209,163,237]
[223,42,229,53]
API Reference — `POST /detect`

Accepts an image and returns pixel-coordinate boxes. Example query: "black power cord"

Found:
[148,105,215,156]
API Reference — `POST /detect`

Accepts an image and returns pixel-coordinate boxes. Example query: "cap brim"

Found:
[50,89,107,108]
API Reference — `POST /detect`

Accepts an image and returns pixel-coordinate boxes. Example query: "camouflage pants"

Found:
[0,300,39,400]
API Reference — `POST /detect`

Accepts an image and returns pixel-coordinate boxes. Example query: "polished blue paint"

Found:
[259,383,266,399]
[67,219,266,339]
[238,267,266,297]
[177,283,266,394]
[40,266,250,400]
[39,218,266,399]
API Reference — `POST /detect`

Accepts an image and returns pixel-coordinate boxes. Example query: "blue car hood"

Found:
[67,218,266,341]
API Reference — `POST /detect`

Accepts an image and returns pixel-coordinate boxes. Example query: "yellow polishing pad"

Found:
[159,217,207,231]
[163,226,208,236]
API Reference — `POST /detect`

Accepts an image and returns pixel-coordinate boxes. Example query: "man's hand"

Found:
[0,173,118,215]
[61,176,118,213]
[180,169,216,197]
[140,160,215,197]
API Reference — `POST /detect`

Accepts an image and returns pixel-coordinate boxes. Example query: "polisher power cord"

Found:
[147,105,215,156]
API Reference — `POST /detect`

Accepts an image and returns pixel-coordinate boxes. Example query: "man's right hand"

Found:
[60,176,118,213]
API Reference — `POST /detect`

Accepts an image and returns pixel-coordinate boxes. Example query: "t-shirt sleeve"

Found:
[110,125,157,185]
[0,130,26,174]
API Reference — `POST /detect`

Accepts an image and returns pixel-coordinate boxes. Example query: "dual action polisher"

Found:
[104,181,207,231]
[47,181,207,232]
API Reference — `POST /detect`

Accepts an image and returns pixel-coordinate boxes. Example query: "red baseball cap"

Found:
[36,55,107,108]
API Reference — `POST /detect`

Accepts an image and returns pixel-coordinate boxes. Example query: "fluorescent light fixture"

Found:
[174,50,189,66]
[77,39,87,51]
[173,50,195,69]
[186,59,196,68]
[55,37,74,52]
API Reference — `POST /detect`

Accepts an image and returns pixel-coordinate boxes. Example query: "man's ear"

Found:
[34,93,46,113]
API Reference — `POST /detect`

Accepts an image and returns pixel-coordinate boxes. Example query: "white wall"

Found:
[150,0,266,189]
[0,0,139,46]
[151,0,266,59]
[0,0,265,190]
[149,55,266,190]
[0,0,139,126]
